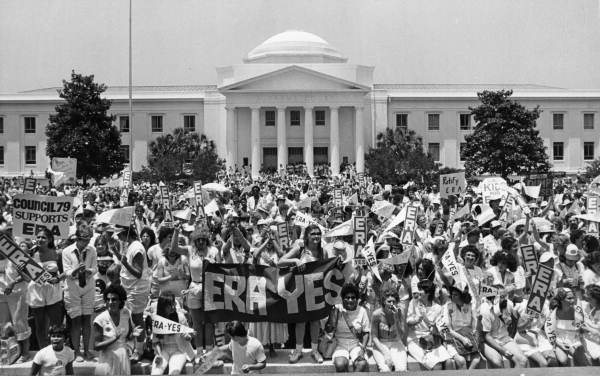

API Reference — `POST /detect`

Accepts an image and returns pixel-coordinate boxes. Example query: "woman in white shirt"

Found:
[442,286,480,369]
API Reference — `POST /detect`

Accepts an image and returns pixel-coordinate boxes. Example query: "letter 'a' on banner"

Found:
[0,233,53,283]
[526,258,554,316]
[400,204,419,246]
[150,314,194,335]
[202,258,345,323]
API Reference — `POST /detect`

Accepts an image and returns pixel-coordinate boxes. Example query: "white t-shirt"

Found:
[228,336,266,375]
[32,344,75,376]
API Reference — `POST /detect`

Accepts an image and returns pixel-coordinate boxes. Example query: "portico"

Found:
[217,31,374,179]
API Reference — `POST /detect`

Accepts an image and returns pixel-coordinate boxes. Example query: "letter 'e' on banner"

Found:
[520,244,539,276]
[160,186,170,209]
[277,222,290,249]
[353,216,367,254]
[23,178,36,194]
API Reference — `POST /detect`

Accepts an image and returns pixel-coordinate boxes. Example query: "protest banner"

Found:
[498,194,513,225]
[160,186,171,209]
[526,259,554,316]
[150,314,195,335]
[276,222,290,249]
[23,178,36,194]
[203,258,344,323]
[440,172,466,198]
[353,216,367,255]
[12,193,73,239]
[400,204,419,245]
[588,221,599,236]
[193,180,205,217]
[361,237,381,281]
[440,243,467,289]
[479,283,505,298]
[51,157,77,184]
[525,173,553,198]
[0,233,53,283]
[480,177,508,204]
[587,195,598,216]
[358,172,365,186]
[520,244,539,276]
[333,188,343,207]
[122,169,132,189]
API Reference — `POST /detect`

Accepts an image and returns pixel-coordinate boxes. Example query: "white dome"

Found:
[245,30,347,63]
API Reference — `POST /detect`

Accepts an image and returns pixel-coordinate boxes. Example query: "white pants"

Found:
[151,346,188,375]
[372,340,407,372]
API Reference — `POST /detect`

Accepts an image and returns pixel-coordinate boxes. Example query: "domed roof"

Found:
[245,30,347,63]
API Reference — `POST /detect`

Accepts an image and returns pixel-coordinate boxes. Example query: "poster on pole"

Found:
[193,180,205,217]
[0,234,54,283]
[333,188,343,207]
[353,216,367,255]
[440,172,466,198]
[400,204,419,246]
[480,177,508,204]
[51,157,77,184]
[587,195,598,216]
[276,222,290,250]
[526,259,554,316]
[525,173,553,198]
[12,194,74,239]
[23,178,36,194]
[520,244,539,276]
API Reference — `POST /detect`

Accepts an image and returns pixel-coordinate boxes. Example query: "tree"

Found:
[365,127,438,185]
[140,128,224,183]
[585,158,600,180]
[463,90,550,179]
[47,71,125,184]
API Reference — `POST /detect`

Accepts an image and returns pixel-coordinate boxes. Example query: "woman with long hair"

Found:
[546,287,592,366]
[150,293,194,375]
[582,251,600,288]
[280,224,326,363]
[28,228,64,352]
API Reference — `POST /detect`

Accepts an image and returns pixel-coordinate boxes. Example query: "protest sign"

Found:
[588,221,599,236]
[333,188,343,207]
[520,244,539,276]
[160,186,171,209]
[0,234,53,283]
[12,193,73,239]
[587,195,598,216]
[440,243,466,289]
[193,180,205,217]
[23,178,36,194]
[353,216,367,255]
[203,258,344,323]
[525,173,553,198]
[122,169,132,189]
[479,283,505,298]
[526,259,554,316]
[361,237,381,281]
[150,314,195,335]
[480,177,508,204]
[51,157,77,184]
[400,204,418,245]
[277,222,290,249]
[440,172,466,198]
[498,194,513,225]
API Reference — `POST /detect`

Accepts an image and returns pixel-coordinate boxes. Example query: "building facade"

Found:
[1,30,599,177]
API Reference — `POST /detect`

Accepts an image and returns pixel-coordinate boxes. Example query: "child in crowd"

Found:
[30,325,74,376]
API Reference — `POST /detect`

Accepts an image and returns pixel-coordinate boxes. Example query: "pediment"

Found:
[219,65,370,92]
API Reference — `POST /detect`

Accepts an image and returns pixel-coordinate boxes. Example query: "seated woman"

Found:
[371,288,407,372]
[323,283,370,372]
[545,287,592,366]
[581,284,600,364]
[442,286,481,369]
[93,284,143,376]
[151,293,194,375]
[406,280,452,370]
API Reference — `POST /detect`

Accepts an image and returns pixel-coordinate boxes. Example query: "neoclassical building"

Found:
[1,30,599,177]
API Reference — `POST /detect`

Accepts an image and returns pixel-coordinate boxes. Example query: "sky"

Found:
[1,0,599,93]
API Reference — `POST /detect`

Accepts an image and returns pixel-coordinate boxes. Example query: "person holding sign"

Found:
[545,288,591,366]
[150,293,194,375]
[93,284,143,376]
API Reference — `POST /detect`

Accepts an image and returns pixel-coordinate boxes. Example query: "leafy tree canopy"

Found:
[138,128,224,183]
[463,90,550,179]
[365,127,440,186]
[46,71,125,183]
[585,158,600,180]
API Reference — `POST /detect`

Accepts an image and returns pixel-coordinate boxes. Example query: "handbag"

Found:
[318,308,340,359]
[418,324,444,351]
[452,327,478,356]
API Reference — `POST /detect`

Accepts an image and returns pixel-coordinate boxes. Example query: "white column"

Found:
[277,106,287,173]
[355,106,365,173]
[251,107,260,179]
[225,107,236,170]
[304,106,314,176]
[330,106,340,176]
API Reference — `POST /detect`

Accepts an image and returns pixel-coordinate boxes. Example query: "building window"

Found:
[553,113,564,130]
[428,143,440,162]
[315,110,326,126]
[584,113,595,130]
[119,116,129,133]
[243,157,248,167]
[184,115,196,133]
[24,117,36,133]
[151,115,163,133]
[396,113,408,128]
[459,114,471,130]
[584,142,595,161]
[121,145,130,163]
[428,113,440,131]
[25,146,36,165]
[0,146,4,165]
[290,110,300,126]
[264,110,275,126]
[459,142,467,161]
[0,117,4,134]
[553,142,564,161]
[288,147,303,156]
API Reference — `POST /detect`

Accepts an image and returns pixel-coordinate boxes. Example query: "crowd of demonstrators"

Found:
[0,164,600,375]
